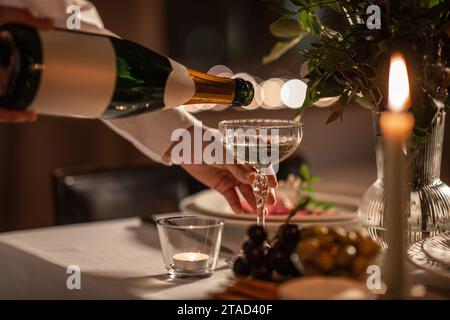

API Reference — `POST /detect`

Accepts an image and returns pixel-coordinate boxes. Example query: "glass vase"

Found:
[358,111,450,250]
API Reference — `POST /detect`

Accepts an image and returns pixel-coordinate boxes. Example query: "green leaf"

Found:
[298,11,322,35]
[309,176,320,184]
[420,0,441,8]
[270,18,303,38]
[316,76,345,98]
[289,0,305,5]
[299,164,310,180]
[267,4,298,15]
[320,48,347,70]
[325,110,342,124]
[327,3,341,13]
[312,201,333,211]
[302,85,321,107]
[354,95,375,110]
[287,196,311,223]
[262,35,303,64]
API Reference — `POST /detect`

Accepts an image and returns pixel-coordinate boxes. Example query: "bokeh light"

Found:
[281,79,307,109]
[253,82,265,108]
[208,65,233,77]
[199,104,216,111]
[210,104,229,112]
[182,104,203,113]
[260,78,285,109]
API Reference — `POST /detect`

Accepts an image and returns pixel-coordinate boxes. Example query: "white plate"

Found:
[278,277,376,300]
[182,189,358,223]
[422,232,450,267]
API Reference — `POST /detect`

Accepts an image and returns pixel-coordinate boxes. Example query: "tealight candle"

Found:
[173,252,209,271]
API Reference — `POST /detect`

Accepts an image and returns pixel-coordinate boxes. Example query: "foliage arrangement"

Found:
[286,164,333,222]
[264,0,450,142]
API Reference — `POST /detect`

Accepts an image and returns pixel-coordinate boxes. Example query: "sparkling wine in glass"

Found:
[219,120,303,229]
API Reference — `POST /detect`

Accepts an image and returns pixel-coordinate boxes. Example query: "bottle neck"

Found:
[185,69,254,107]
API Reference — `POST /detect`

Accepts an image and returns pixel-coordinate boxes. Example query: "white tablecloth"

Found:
[0,218,232,299]
[1,216,448,299]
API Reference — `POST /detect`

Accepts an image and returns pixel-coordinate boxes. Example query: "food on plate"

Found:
[233,224,301,281]
[239,173,333,217]
[294,227,380,279]
[233,224,380,282]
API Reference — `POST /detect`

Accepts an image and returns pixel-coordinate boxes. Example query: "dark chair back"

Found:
[52,165,191,225]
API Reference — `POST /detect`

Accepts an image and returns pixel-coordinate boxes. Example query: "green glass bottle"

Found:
[0,24,254,119]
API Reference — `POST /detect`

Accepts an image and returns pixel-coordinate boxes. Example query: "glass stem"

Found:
[252,169,269,229]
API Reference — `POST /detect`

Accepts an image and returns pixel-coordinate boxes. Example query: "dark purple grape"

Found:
[246,245,265,266]
[275,257,299,276]
[247,225,267,245]
[272,239,295,254]
[266,247,278,270]
[267,243,284,267]
[251,265,272,281]
[278,224,301,245]
[241,241,254,257]
[233,257,250,276]
[269,245,299,277]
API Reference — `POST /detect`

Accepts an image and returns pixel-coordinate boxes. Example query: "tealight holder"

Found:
[156,216,224,278]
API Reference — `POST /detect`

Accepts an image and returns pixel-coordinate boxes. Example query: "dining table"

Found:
[0,214,449,300]
[0,217,234,300]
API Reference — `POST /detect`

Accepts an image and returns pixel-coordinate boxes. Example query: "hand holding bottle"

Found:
[0,5,53,123]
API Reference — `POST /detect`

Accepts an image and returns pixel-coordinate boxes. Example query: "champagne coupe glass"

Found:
[219,120,303,229]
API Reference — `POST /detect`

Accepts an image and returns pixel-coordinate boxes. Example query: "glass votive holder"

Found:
[156,216,225,278]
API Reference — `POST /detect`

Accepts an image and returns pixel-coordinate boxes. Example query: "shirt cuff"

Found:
[102,108,202,165]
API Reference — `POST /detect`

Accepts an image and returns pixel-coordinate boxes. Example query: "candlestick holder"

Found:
[358,111,450,250]
[156,216,224,278]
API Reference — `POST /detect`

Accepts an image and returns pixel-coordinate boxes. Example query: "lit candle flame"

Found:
[388,53,411,112]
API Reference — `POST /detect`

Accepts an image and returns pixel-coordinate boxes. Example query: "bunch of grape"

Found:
[294,226,380,279]
[233,224,302,281]
[233,224,381,282]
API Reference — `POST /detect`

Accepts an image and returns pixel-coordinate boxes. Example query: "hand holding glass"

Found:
[219,120,303,228]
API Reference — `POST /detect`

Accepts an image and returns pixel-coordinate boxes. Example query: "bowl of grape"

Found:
[233,224,380,282]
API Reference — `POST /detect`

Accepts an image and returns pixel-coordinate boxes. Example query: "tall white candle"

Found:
[380,52,414,298]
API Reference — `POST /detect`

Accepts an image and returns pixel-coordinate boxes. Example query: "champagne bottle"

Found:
[0,24,254,119]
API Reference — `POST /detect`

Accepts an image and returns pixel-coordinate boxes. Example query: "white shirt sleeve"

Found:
[3,0,201,164]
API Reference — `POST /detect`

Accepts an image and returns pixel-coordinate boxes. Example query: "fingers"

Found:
[225,165,277,210]
[0,6,54,30]
[213,172,242,213]
[226,164,256,185]
[238,183,256,212]
[221,188,242,214]
[267,175,278,188]
[260,166,278,188]
[0,110,37,123]
[266,188,276,206]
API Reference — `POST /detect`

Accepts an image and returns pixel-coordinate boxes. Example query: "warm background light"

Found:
[207,65,233,77]
[261,78,284,109]
[388,53,410,112]
[281,79,307,109]
[184,64,310,112]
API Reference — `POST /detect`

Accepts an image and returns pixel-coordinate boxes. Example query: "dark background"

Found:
[0,0,448,231]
